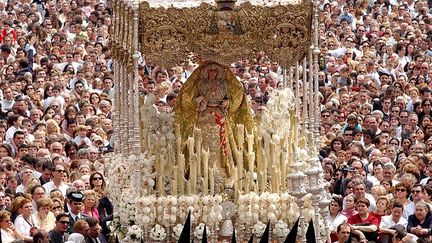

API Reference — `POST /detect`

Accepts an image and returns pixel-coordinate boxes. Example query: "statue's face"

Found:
[208,66,218,80]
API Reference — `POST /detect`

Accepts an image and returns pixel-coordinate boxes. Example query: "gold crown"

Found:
[215,0,237,10]
[215,0,237,2]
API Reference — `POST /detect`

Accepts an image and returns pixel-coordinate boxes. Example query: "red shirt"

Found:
[369,211,383,225]
[348,213,380,228]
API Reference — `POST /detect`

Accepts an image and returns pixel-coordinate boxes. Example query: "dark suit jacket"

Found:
[87,235,108,243]
[67,213,89,234]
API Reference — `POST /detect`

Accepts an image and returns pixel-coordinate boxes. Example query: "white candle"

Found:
[233,167,238,198]
[172,166,178,196]
[293,114,298,144]
[246,132,254,153]
[259,171,265,193]
[175,124,181,155]
[178,154,185,194]
[187,136,194,156]
[236,150,243,193]
[186,180,191,195]
[248,152,255,193]
[244,172,250,194]
[194,127,202,178]
[209,166,215,195]
[190,154,197,194]
[274,168,280,194]
[280,147,287,191]
[203,149,209,194]
[270,141,276,175]
[248,152,255,174]
[157,156,164,196]
[237,124,244,148]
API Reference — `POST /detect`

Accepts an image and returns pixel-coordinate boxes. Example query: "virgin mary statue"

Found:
[174,61,254,180]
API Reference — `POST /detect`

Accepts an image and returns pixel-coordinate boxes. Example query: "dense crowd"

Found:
[0,0,113,242]
[0,0,431,242]
[315,0,432,242]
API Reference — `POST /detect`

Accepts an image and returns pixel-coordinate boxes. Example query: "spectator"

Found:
[33,198,55,232]
[380,201,408,240]
[407,201,432,239]
[49,213,70,243]
[348,197,379,241]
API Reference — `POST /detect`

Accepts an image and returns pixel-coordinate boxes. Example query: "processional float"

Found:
[108,0,329,242]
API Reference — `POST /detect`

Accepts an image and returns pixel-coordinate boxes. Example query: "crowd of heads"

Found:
[0,0,113,241]
[316,0,432,241]
[0,0,431,241]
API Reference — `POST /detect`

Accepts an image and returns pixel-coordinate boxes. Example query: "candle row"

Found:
[153,123,303,197]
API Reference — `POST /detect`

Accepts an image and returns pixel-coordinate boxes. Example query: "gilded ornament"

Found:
[136,0,312,68]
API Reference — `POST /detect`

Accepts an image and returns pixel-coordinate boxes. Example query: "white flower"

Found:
[297,148,309,161]
[194,223,208,240]
[274,220,290,238]
[172,224,183,240]
[149,224,166,241]
[126,225,142,240]
[252,221,266,237]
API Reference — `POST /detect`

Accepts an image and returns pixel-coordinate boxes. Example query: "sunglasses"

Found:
[396,188,406,192]
[59,221,69,224]
[92,177,103,181]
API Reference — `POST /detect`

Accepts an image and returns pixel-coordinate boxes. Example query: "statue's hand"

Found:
[196,96,207,112]
[196,96,204,104]
[220,99,230,113]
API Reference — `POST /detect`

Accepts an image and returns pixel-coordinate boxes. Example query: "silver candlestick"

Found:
[318,185,331,243]
[305,157,323,243]
[287,162,307,243]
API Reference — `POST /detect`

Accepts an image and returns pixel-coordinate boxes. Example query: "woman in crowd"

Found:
[370,195,390,224]
[407,201,432,239]
[342,194,358,218]
[82,190,99,219]
[0,210,24,242]
[348,197,379,241]
[50,197,64,217]
[393,182,412,211]
[330,137,346,155]
[90,172,112,221]
[89,172,105,194]
[65,141,79,162]
[0,144,13,159]
[14,198,35,241]
[33,198,55,232]
[328,195,347,237]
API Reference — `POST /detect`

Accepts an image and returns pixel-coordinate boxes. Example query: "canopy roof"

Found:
[142,0,301,8]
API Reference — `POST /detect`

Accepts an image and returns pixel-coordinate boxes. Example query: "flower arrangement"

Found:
[149,224,167,241]
[126,225,143,241]
[172,224,184,240]
[200,195,223,227]
[259,192,280,222]
[137,195,157,226]
[156,196,178,227]
[252,221,266,237]
[194,223,209,240]
[274,220,290,238]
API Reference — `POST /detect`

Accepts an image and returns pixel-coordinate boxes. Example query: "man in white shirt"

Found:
[404,184,424,219]
[380,201,408,241]
[5,114,23,143]
[1,87,15,112]
[43,164,69,196]
[353,181,377,211]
